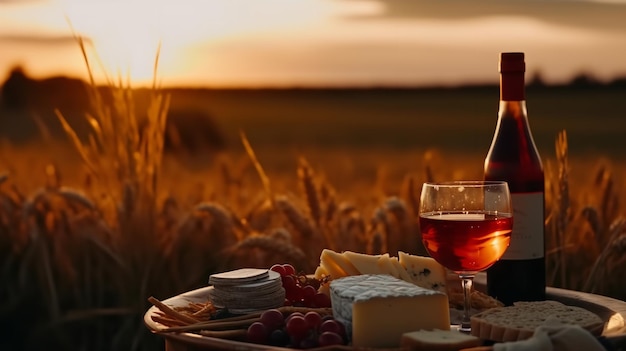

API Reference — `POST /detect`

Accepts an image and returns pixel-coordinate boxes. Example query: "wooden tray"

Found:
[144,280,626,351]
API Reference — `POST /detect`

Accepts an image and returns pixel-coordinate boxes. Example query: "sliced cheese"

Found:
[342,251,383,274]
[399,251,447,293]
[314,265,331,295]
[401,329,481,351]
[389,255,413,282]
[314,265,329,280]
[320,249,360,279]
[330,274,450,348]
[376,253,396,276]
[376,253,415,283]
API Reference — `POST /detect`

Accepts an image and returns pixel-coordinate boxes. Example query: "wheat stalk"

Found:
[319,182,337,225]
[424,151,435,182]
[337,207,367,252]
[226,233,309,271]
[274,195,314,238]
[401,174,420,219]
[367,227,386,255]
[584,218,626,293]
[297,157,321,226]
[555,130,570,287]
[246,197,274,232]
[240,131,273,207]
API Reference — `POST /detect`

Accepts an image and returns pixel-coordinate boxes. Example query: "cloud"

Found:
[0,34,90,45]
[0,0,44,3]
[341,0,626,32]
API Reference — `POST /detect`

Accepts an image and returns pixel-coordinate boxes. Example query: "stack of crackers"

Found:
[208,268,285,314]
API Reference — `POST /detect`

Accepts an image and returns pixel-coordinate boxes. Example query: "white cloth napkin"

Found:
[493,318,606,351]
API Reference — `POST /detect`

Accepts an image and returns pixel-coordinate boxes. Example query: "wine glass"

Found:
[419,181,513,333]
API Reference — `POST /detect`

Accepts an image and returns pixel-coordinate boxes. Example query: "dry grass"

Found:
[1,51,625,351]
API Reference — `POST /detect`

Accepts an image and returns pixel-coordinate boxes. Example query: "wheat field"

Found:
[1,65,626,350]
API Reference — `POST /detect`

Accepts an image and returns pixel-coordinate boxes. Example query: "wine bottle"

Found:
[484,52,545,305]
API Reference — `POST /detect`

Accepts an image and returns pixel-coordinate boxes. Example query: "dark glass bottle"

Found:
[484,52,546,305]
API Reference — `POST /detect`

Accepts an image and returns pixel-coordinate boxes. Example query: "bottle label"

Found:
[502,192,544,260]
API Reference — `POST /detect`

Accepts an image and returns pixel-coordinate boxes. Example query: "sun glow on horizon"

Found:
[49,0,379,86]
[1,0,625,87]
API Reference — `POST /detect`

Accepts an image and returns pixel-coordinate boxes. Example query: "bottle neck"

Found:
[498,100,527,120]
[500,72,525,101]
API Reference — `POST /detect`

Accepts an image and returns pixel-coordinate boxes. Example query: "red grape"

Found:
[319,319,345,337]
[260,309,284,330]
[273,262,327,307]
[321,314,334,322]
[285,315,309,339]
[270,264,287,276]
[303,311,322,330]
[318,331,344,346]
[246,322,269,344]
[281,275,298,292]
[269,329,290,346]
[299,335,319,349]
[283,264,296,276]
[286,286,304,303]
[285,312,304,323]
[305,276,321,290]
[302,285,317,301]
[312,292,331,308]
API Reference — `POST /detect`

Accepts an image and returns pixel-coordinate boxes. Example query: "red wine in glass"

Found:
[419,181,512,333]
[420,211,512,274]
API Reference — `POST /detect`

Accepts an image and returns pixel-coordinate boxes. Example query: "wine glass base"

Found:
[459,324,471,334]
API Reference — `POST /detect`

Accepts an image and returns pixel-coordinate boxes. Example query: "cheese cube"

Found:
[330,274,450,348]
[399,251,447,293]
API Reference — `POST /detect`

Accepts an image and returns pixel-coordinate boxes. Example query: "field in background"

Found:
[1,84,625,351]
[163,85,626,159]
[3,84,626,210]
[153,84,626,196]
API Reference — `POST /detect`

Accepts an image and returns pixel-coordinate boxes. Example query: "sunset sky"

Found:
[1,0,626,87]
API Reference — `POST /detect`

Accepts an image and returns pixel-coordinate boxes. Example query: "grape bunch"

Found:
[270,264,331,308]
[246,308,347,348]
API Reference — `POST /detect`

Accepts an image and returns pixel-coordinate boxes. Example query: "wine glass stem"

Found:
[459,274,474,333]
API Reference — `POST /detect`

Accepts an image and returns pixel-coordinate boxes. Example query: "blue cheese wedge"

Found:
[330,274,450,348]
[399,251,447,293]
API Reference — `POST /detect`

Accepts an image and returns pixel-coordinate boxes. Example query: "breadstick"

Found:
[151,314,188,327]
[148,296,200,325]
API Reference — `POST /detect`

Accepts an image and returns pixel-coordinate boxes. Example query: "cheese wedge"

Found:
[330,274,450,348]
[398,251,447,293]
